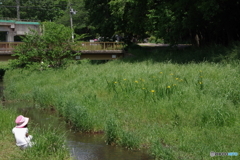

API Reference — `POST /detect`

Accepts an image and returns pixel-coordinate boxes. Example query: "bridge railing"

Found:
[72,42,125,51]
[0,42,22,51]
[0,42,125,52]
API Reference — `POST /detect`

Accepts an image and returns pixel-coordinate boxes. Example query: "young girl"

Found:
[12,115,33,150]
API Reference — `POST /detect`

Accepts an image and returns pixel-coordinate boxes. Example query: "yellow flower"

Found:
[150,90,155,92]
[167,86,171,88]
[114,82,117,84]
[159,72,163,74]
[175,78,179,80]
[123,79,127,80]
[135,81,138,83]
[199,82,202,84]
[142,88,145,89]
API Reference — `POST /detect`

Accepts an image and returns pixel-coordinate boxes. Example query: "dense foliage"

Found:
[9,22,75,68]
[85,0,240,45]
[0,0,67,21]
[1,0,239,45]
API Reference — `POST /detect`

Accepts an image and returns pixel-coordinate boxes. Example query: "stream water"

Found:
[0,81,153,160]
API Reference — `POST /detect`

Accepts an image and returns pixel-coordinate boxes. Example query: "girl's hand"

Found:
[26,133,29,137]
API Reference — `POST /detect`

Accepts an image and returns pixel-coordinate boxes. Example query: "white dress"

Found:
[12,127,33,149]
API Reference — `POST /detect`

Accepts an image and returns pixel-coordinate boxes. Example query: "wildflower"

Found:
[167,86,171,88]
[199,82,202,84]
[175,78,179,80]
[135,81,138,83]
[123,79,127,80]
[159,72,163,74]
[142,88,145,89]
[150,90,155,93]
[114,82,117,84]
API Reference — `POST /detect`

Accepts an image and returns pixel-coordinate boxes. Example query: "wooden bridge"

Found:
[0,42,125,61]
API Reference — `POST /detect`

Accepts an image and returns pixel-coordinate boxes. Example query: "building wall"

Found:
[15,24,40,35]
[0,20,40,42]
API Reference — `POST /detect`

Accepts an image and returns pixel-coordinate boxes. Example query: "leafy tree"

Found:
[84,0,240,46]
[2,0,240,46]
[84,0,150,42]
[0,0,68,21]
[9,22,76,69]
[84,0,118,39]
[55,0,90,40]
[109,0,150,40]
[21,0,68,21]
[147,0,240,46]
[0,0,16,18]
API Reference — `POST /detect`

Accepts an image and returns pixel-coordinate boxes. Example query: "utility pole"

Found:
[69,4,77,42]
[16,0,20,20]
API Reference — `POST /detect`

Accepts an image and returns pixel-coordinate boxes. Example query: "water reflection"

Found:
[68,133,151,160]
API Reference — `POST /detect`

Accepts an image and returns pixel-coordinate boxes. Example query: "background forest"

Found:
[1,0,240,46]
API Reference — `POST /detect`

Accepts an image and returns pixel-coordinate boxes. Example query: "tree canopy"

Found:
[0,0,67,21]
[84,0,240,46]
[1,0,240,46]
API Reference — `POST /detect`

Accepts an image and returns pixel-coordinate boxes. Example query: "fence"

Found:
[0,42,125,52]
[73,42,125,51]
[0,42,22,52]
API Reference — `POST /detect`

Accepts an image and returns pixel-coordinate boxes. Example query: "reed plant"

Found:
[3,44,240,159]
[23,125,70,160]
[0,106,71,160]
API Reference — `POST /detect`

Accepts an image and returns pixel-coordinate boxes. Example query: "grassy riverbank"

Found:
[3,44,240,159]
[0,106,71,160]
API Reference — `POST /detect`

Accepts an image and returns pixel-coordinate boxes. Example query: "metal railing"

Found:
[0,42,125,52]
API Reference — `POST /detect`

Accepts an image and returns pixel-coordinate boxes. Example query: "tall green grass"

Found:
[0,106,71,160]
[3,44,240,159]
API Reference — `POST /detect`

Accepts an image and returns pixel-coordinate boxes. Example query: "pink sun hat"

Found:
[15,115,29,128]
